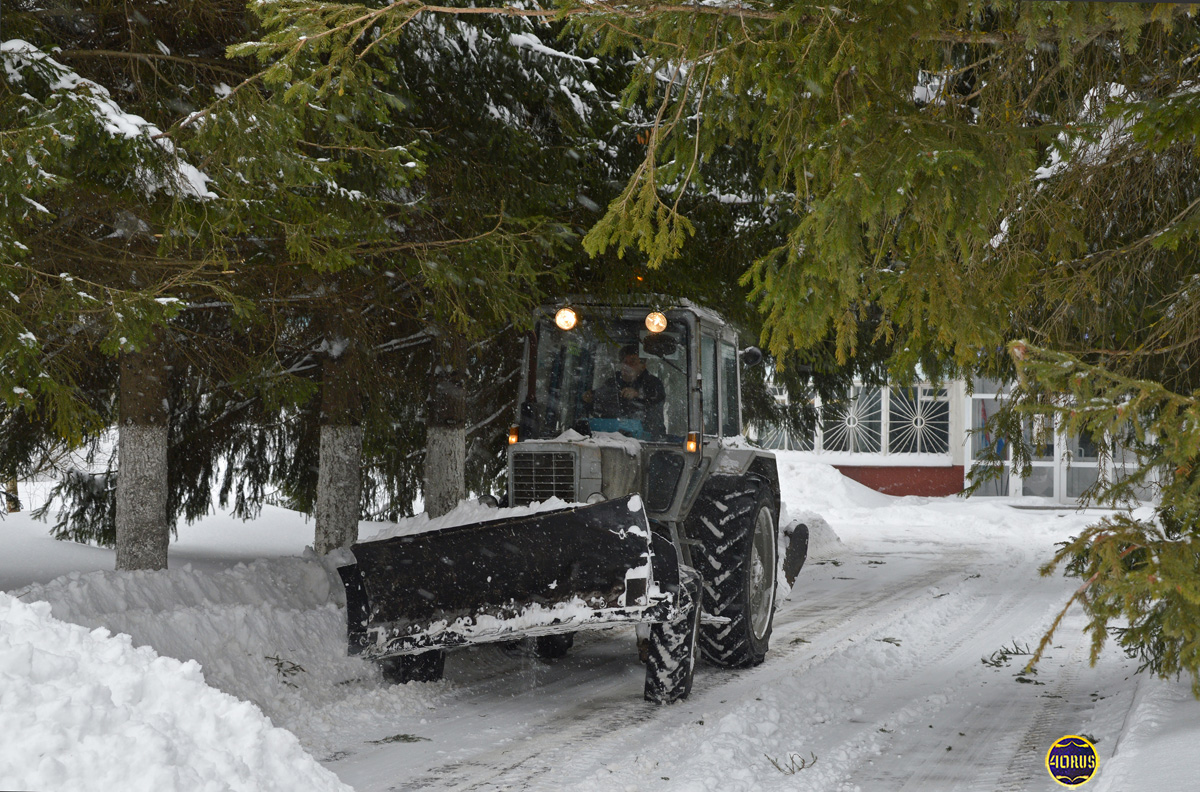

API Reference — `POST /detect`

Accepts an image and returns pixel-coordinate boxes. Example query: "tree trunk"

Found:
[314,338,363,555]
[116,335,170,571]
[5,478,18,513]
[424,334,468,518]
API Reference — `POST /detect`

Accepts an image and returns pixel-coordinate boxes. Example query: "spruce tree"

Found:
[1,1,257,568]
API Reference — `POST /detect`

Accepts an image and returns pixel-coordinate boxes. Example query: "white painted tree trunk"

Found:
[424,426,465,518]
[116,336,170,571]
[314,424,363,554]
[116,424,169,570]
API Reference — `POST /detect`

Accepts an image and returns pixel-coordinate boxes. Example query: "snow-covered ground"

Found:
[2,453,1195,790]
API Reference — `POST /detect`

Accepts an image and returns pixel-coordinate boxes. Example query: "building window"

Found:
[888,386,950,454]
[822,386,883,453]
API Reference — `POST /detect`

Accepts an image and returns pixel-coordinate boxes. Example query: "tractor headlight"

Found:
[645,311,667,333]
[555,307,578,331]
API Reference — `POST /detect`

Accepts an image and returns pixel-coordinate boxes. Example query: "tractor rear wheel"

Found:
[693,483,778,668]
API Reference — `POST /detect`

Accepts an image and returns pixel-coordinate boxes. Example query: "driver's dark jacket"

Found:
[592,369,666,435]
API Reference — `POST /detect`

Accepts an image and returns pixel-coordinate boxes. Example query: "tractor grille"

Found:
[512,451,575,505]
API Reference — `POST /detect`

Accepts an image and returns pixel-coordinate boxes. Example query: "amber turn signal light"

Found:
[508,425,519,445]
[686,432,700,453]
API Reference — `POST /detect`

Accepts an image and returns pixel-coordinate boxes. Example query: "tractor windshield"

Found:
[521,313,690,442]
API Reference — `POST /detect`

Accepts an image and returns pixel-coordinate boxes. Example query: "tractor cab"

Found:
[510,302,748,522]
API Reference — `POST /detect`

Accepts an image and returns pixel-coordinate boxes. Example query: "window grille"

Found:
[821,387,882,453]
[887,387,950,454]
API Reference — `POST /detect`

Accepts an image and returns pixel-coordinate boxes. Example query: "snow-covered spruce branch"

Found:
[373,330,432,354]
[1,39,214,198]
[0,262,210,306]
[466,402,512,437]
[170,71,262,134]
[368,212,510,253]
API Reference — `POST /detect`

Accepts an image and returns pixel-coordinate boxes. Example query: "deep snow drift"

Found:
[0,593,349,792]
[1,453,1196,791]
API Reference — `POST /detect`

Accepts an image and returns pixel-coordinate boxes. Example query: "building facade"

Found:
[751,378,1150,502]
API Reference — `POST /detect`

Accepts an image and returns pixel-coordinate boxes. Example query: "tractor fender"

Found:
[702,447,780,514]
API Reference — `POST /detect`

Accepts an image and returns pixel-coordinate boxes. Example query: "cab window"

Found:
[720,341,740,437]
[701,335,718,435]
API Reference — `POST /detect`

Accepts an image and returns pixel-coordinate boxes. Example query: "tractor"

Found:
[337,299,809,703]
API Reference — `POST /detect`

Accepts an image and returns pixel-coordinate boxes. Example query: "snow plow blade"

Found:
[338,495,680,659]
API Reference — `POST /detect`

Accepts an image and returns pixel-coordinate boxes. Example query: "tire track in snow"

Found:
[735,549,1038,791]
[390,695,664,792]
[767,548,985,674]
[992,623,1091,791]
[829,571,1098,791]
[845,586,1051,790]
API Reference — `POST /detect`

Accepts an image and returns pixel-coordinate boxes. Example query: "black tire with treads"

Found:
[534,632,575,658]
[644,567,701,704]
[378,650,445,683]
[689,480,778,668]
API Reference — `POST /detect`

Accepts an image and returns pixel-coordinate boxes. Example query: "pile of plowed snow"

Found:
[11,552,447,760]
[782,506,844,561]
[0,592,351,792]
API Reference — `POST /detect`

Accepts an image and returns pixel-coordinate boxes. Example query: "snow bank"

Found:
[0,592,350,792]
[1091,676,1200,792]
[12,553,442,758]
[773,452,1105,555]
[776,456,849,566]
[776,454,895,512]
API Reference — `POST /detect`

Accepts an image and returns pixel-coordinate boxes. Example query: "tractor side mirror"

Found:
[739,346,763,367]
[642,333,678,357]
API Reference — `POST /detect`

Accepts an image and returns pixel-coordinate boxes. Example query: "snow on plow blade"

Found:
[338,495,680,659]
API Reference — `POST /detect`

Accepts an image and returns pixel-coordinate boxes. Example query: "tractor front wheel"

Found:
[378,650,446,684]
[644,568,701,704]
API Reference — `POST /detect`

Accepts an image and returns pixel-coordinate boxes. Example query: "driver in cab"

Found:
[587,344,666,435]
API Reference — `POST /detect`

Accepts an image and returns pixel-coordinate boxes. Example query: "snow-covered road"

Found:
[326,528,1135,792]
